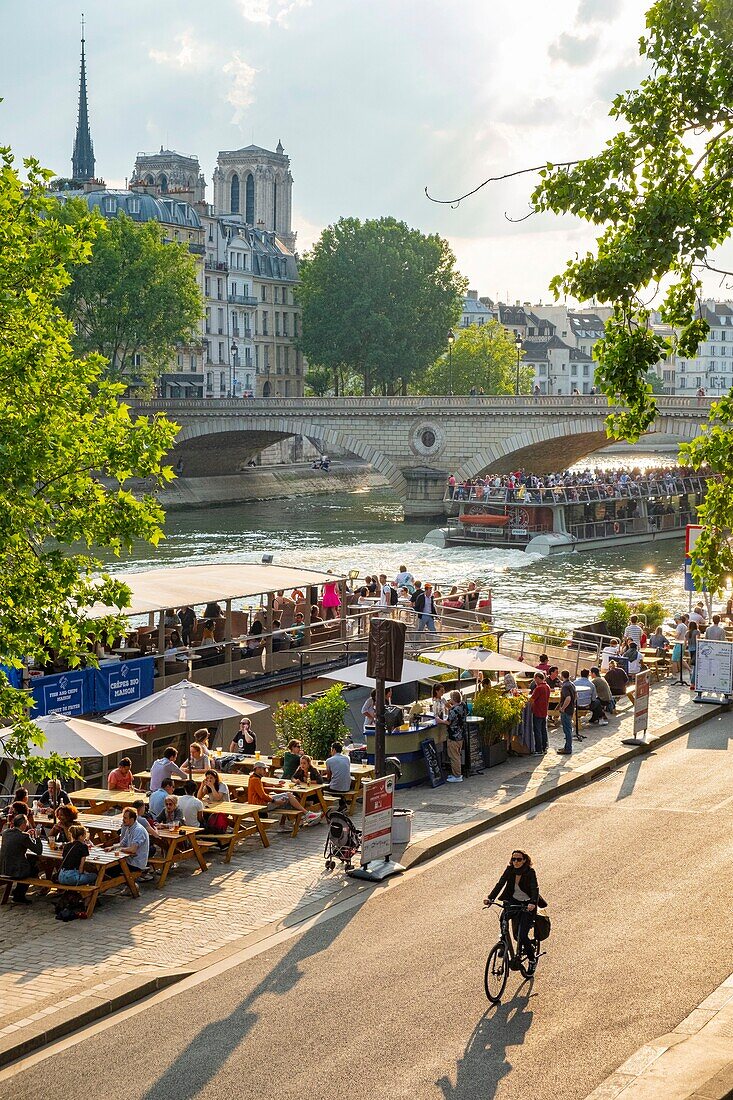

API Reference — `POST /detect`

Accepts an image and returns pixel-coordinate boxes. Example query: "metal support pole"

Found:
[375,676,386,778]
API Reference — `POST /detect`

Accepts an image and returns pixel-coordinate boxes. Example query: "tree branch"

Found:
[424,160,583,207]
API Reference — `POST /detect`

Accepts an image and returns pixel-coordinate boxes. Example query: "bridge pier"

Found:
[402,467,448,521]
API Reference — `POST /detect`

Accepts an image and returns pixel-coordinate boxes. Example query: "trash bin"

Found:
[391,809,413,845]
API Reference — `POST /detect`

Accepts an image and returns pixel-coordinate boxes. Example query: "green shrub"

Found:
[603,596,630,639]
[631,598,667,630]
[303,685,350,760]
[527,623,568,646]
[273,700,310,752]
[471,690,526,746]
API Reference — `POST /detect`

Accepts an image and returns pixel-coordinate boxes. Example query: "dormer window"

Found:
[128,197,141,214]
[103,197,116,214]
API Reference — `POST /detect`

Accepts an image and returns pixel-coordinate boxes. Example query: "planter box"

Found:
[482,741,508,768]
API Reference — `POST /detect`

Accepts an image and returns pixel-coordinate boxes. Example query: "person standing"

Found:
[150,747,186,792]
[530,672,550,754]
[557,671,576,755]
[414,583,438,634]
[445,690,467,782]
[705,615,727,641]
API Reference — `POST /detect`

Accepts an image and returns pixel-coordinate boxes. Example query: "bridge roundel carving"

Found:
[409,420,445,458]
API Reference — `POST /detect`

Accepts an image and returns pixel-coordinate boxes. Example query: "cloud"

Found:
[149,29,211,70]
[595,58,650,102]
[577,0,622,22]
[548,32,600,66]
[236,0,310,26]
[498,97,562,128]
[223,53,258,123]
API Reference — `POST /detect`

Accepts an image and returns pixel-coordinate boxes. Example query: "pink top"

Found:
[322,581,340,608]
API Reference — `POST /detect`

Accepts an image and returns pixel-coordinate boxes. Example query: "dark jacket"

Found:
[0,827,42,879]
[488,864,546,908]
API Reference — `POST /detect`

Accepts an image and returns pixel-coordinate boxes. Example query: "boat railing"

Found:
[566,510,695,541]
[445,475,711,506]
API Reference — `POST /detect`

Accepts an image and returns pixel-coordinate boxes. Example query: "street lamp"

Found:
[514,332,523,396]
[231,342,238,397]
[447,329,455,396]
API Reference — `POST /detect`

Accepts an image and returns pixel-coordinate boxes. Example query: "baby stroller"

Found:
[324,808,362,871]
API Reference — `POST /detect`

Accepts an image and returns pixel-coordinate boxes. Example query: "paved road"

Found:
[9,712,733,1100]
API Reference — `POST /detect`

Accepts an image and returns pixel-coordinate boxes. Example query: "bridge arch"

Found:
[172,415,409,500]
[455,411,702,482]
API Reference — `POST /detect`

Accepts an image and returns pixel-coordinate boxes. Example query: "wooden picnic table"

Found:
[72,787,148,813]
[200,801,269,862]
[61,813,208,889]
[0,841,140,918]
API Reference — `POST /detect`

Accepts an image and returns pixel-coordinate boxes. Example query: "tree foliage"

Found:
[0,147,178,783]
[531,0,733,445]
[298,216,466,395]
[418,321,533,395]
[59,204,202,387]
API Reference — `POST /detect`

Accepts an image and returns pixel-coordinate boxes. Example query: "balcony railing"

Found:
[229,294,258,306]
[205,259,228,272]
[188,243,206,255]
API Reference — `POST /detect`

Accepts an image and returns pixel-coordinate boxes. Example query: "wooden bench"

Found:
[266,807,307,837]
[1,856,141,918]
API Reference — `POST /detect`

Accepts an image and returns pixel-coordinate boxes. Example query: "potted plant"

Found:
[471,690,526,767]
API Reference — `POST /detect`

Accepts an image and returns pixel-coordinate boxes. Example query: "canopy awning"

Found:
[87,563,347,619]
[320,659,448,689]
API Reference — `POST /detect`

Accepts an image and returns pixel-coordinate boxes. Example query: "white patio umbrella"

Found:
[105,679,269,726]
[422,648,538,675]
[0,712,146,760]
[320,658,448,689]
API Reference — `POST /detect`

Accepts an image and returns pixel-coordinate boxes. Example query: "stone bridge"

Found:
[135,396,711,518]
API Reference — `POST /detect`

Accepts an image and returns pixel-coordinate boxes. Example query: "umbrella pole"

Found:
[375,676,386,779]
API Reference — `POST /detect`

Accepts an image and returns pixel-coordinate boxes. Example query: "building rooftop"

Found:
[51,188,202,228]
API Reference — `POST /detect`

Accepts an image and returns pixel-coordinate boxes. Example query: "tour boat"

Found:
[424,475,712,556]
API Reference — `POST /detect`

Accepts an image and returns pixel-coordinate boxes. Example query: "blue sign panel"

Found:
[0,665,23,689]
[94,656,155,713]
[31,669,93,718]
[684,556,707,593]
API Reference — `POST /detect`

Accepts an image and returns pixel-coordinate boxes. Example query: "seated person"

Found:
[573,669,607,724]
[535,654,551,674]
[648,625,669,651]
[131,800,162,848]
[244,620,264,656]
[50,803,78,842]
[10,788,35,829]
[622,640,641,674]
[271,620,289,652]
[106,807,152,881]
[503,671,518,693]
[600,638,621,672]
[325,742,352,794]
[281,739,303,780]
[605,660,629,697]
[181,741,211,772]
[155,793,185,827]
[177,781,205,827]
[289,613,306,647]
[291,754,321,784]
[590,666,615,714]
[38,779,71,808]
[149,777,175,818]
[546,666,561,690]
[310,605,324,625]
[248,761,320,825]
[58,825,96,887]
[0,814,43,903]
[107,757,135,791]
[197,769,230,805]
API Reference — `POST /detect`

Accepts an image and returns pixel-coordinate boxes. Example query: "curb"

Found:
[401,701,726,871]
[0,971,188,1069]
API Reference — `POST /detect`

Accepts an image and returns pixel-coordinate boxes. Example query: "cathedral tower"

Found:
[72,15,95,181]
[213,142,295,251]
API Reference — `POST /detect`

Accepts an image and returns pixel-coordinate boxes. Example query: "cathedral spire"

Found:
[72,14,95,181]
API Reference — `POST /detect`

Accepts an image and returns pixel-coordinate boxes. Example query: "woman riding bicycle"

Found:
[484,850,545,975]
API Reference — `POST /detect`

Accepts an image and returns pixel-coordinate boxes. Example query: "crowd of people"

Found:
[447,465,710,504]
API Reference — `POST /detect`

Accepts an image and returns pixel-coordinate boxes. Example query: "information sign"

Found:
[685,524,703,556]
[360,774,395,865]
[633,670,651,737]
[694,640,733,697]
[420,737,445,788]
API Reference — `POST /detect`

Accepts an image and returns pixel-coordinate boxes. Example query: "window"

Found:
[231,283,237,297]
[283,313,288,336]
[583,365,589,376]
[274,286,279,303]
[275,312,281,335]
[283,347,289,369]
[128,197,140,214]
[528,327,535,336]
[218,342,224,362]
[276,346,281,368]
[245,173,255,224]
[103,197,116,214]
[217,308,224,333]
[261,285,267,301]
[679,377,686,388]
[264,347,270,368]
[133,353,142,368]
[205,277,210,297]
[262,311,269,335]
[206,371,213,388]
[217,279,223,299]
[177,354,182,367]
[205,307,211,334]
[570,364,577,376]
[230,173,240,213]
[538,364,546,376]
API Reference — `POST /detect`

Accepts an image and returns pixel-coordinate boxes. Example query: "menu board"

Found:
[420,737,445,788]
[466,718,485,775]
[694,640,733,696]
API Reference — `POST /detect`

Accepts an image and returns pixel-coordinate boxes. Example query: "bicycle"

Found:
[483,900,543,1003]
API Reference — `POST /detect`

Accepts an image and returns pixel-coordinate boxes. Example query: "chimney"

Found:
[467,289,478,300]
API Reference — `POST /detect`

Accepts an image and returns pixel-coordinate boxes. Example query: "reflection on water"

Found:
[109,478,692,631]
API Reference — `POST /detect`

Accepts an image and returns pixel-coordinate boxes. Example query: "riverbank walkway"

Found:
[0,678,720,1067]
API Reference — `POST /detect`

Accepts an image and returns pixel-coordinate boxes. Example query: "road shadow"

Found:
[686,711,733,751]
[615,754,651,801]
[141,903,359,1100]
[436,990,534,1100]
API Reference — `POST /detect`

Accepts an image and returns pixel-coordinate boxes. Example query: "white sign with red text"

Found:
[360,774,395,865]
[633,670,651,737]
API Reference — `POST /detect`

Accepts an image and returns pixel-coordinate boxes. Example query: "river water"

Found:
[113,459,692,631]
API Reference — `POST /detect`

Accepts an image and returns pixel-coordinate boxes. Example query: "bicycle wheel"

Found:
[484,942,509,1003]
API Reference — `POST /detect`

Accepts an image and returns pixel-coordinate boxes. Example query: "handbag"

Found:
[206,812,228,832]
[534,912,551,941]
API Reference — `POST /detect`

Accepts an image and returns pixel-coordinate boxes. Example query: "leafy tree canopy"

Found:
[58,203,202,387]
[0,148,178,784]
[418,321,533,395]
[298,216,466,395]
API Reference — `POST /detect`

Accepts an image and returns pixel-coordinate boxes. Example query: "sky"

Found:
[3,0,732,304]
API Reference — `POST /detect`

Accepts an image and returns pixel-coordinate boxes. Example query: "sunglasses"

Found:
[511,856,525,863]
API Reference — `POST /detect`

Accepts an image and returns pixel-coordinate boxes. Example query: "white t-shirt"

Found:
[705,624,727,640]
[675,622,688,641]
[177,794,204,827]
[689,611,706,625]
[601,645,619,672]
